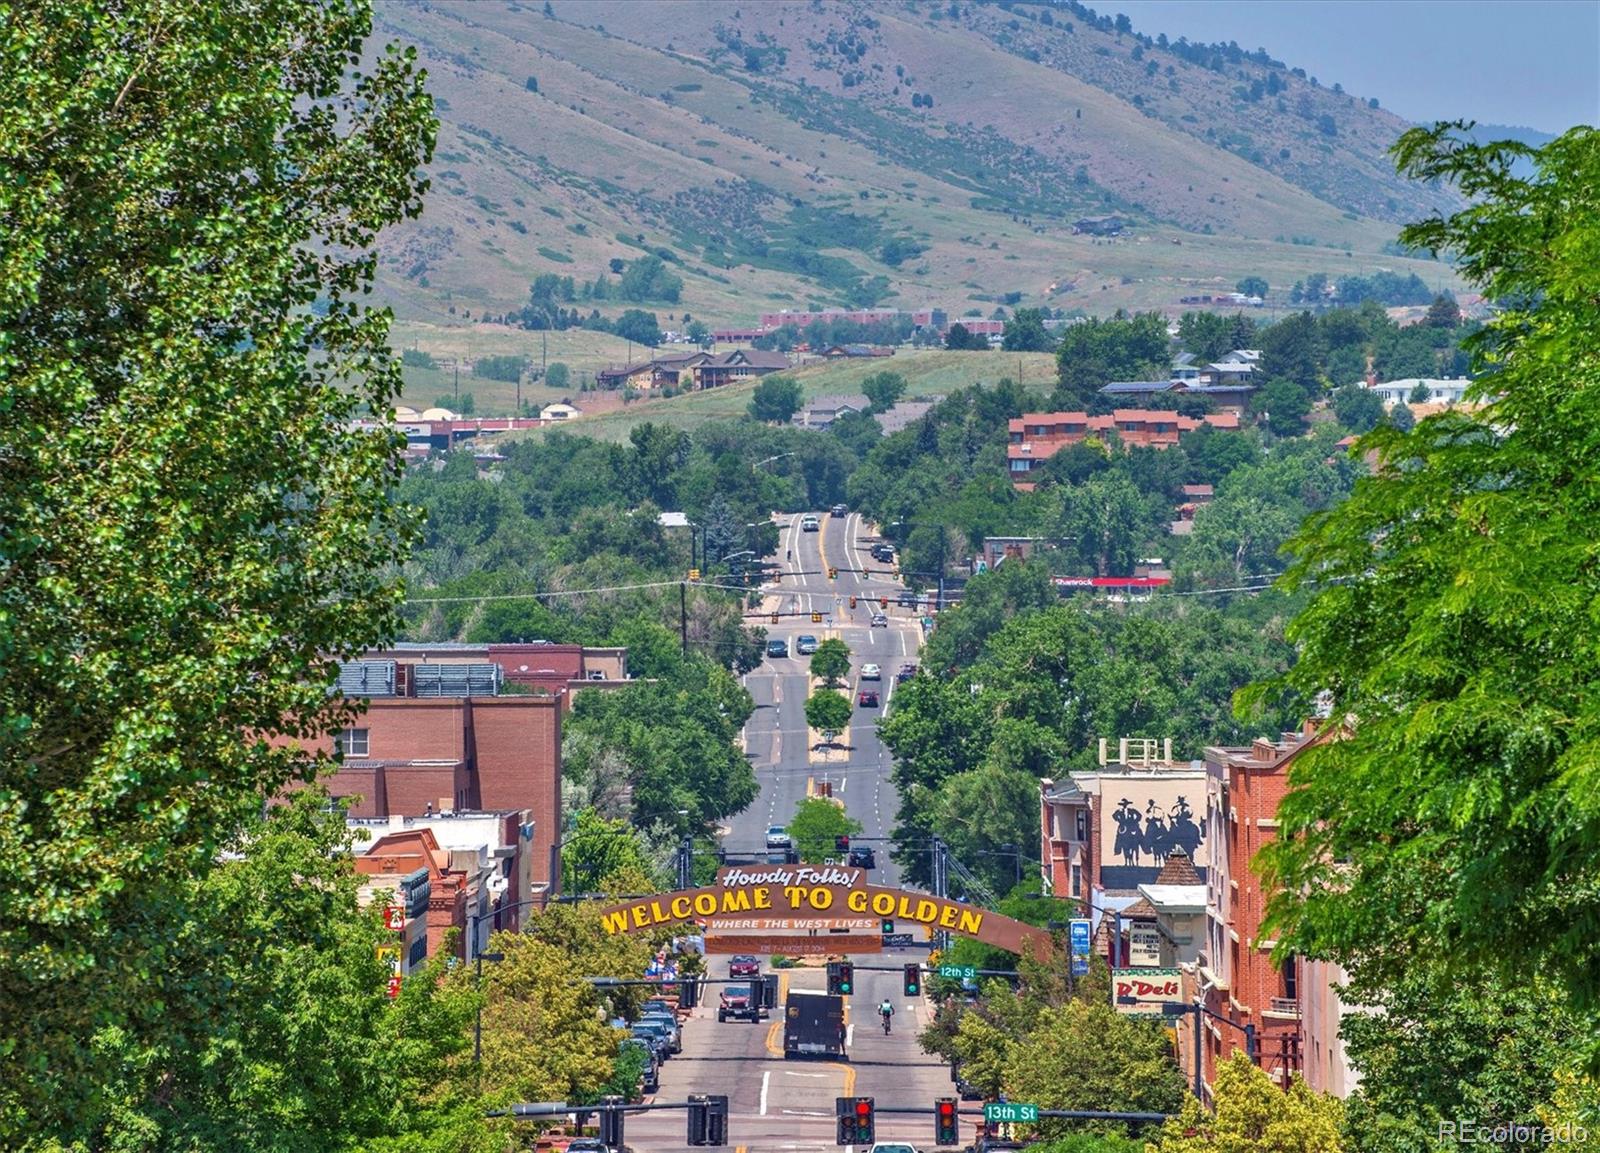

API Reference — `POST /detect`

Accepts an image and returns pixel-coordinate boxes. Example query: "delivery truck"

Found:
[782,988,846,1059]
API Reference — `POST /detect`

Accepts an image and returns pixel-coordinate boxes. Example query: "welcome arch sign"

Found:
[597,864,1053,959]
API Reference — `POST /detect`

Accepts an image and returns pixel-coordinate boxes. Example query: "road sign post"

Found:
[937,964,977,980]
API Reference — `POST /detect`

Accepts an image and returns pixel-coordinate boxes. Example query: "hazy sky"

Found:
[1105,0,1599,134]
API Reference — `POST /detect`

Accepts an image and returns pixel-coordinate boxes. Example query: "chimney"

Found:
[1098,737,1109,767]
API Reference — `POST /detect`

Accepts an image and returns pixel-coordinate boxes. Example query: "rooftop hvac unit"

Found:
[336,660,397,698]
[413,663,502,698]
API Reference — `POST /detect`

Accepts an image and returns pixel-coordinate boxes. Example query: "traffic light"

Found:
[826,960,854,996]
[761,973,779,1009]
[834,834,851,852]
[599,1096,625,1148]
[904,963,922,997]
[935,1097,959,1145]
[836,1097,875,1145]
[687,1095,729,1146]
[688,568,700,581]
[811,611,823,623]
[680,976,699,1009]
[770,611,780,624]
[828,566,838,580]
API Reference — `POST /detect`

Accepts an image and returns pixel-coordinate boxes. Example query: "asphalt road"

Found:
[625,511,959,1153]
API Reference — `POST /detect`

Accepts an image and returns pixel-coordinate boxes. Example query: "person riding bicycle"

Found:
[879,998,894,1030]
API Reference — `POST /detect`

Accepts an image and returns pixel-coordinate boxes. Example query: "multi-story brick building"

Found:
[1184,725,1352,1099]
[309,656,565,903]
[354,808,540,965]
[1007,409,1241,488]
[365,641,628,699]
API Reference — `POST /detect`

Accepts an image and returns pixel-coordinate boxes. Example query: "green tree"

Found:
[1060,471,1150,575]
[748,375,803,423]
[805,688,853,739]
[545,361,571,389]
[1253,377,1312,436]
[862,370,908,414]
[617,253,683,303]
[809,637,853,686]
[1424,292,1461,328]
[787,796,864,864]
[930,765,1043,894]
[1002,307,1056,352]
[474,353,526,382]
[1407,380,1432,404]
[1152,1053,1344,1152]
[945,322,988,350]
[1385,401,1415,431]
[0,0,434,1130]
[1331,382,1385,433]
[613,308,662,346]
[561,807,656,891]
[1005,1001,1187,1137]
[1254,124,1600,1068]
[1178,311,1236,362]
[1259,311,1325,390]
[1236,275,1270,298]
[1053,312,1170,411]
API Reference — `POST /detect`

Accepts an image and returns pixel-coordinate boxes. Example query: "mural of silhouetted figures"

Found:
[1102,789,1207,889]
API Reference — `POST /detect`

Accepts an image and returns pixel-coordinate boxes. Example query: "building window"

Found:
[338,727,370,757]
[1282,954,1298,1001]
[1070,864,1082,896]
[1075,810,1088,841]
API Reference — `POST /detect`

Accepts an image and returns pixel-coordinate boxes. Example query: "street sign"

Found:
[882,933,915,947]
[1069,918,1091,977]
[983,1102,1039,1124]
[383,904,405,932]
[937,964,977,980]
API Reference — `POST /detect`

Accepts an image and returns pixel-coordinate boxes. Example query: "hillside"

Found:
[370,0,1459,331]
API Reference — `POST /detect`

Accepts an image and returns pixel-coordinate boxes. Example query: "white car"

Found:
[870,612,889,628]
[801,514,820,532]
[867,1145,918,1153]
[860,663,881,680]
[765,825,791,848]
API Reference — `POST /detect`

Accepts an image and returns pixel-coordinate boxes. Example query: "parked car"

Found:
[766,825,791,848]
[801,514,820,532]
[795,634,819,655]
[895,663,918,684]
[629,1023,670,1062]
[867,1145,919,1153]
[846,846,876,869]
[620,1037,659,1094]
[719,983,758,1023]
[567,1139,613,1153]
[870,613,888,628]
[639,1010,681,1053]
[857,689,880,708]
[859,663,881,680]
[729,954,761,979]
[830,503,848,517]
[766,638,789,658]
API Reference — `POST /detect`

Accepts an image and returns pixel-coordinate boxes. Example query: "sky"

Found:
[1104,0,1600,134]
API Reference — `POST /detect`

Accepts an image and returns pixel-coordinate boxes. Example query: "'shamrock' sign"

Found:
[598,867,1052,958]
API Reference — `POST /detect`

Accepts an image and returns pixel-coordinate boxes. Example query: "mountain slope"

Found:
[371,0,1458,328]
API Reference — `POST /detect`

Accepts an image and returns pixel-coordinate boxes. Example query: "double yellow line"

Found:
[760,970,855,1094]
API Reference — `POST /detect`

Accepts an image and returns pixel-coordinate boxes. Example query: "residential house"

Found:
[1177,381,1255,414]
[1201,360,1257,387]
[695,348,791,388]
[792,394,865,430]
[1100,380,1184,402]
[595,351,710,392]
[875,400,935,435]
[539,402,581,422]
[1361,376,1472,408]
[1072,215,1126,236]
[822,344,895,359]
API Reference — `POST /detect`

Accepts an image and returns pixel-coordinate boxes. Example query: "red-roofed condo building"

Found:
[1007,409,1242,488]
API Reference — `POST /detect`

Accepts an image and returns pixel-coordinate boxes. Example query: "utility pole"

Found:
[541,330,548,373]
[679,582,688,656]
[454,361,460,405]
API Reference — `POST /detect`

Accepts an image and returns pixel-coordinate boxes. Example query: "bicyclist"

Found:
[879,998,894,1031]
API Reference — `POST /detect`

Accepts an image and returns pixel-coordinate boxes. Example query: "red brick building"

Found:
[367,641,629,699]
[1007,409,1241,488]
[1190,725,1329,1098]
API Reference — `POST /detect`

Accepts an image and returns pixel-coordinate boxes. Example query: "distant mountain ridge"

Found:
[371,0,1459,327]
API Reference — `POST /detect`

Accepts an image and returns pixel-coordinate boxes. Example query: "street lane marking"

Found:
[764,1020,783,1057]
[781,1071,829,1078]
[845,1022,854,1048]
[759,1071,770,1116]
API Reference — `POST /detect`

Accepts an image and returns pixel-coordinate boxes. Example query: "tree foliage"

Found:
[1052,312,1170,411]
[787,797,864,864]
[1152,1053,1344,1153]
[748,375,803,423]
[805,688,853,738]
[809,637,852,686]
[0,0,435,1128]
[861,370,908,414]
[1254,124,1600,1067]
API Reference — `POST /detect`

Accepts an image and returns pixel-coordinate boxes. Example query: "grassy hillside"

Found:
[369,0,1459,334]
[537,349,1057,442]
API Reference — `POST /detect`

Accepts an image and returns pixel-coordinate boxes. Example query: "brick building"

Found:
[366,641,629,698]
[354,808,540,965]
[1007,409,1241,487]
[1181,725,1355,1100]
[312,655,565,903]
